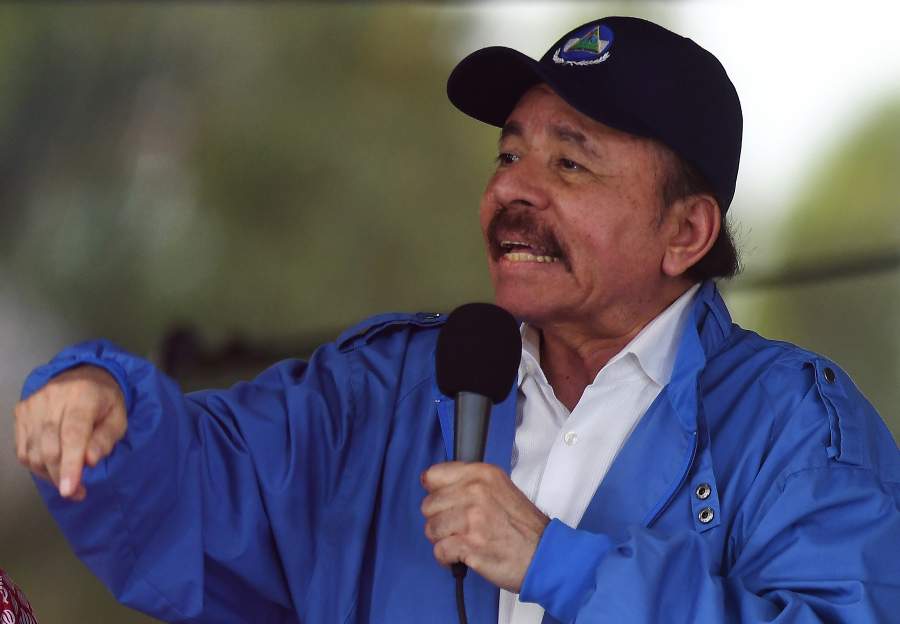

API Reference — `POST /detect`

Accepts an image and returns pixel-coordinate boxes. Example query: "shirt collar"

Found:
[517,283,701,389]
[518,322,545,387]
[625,283,701,386]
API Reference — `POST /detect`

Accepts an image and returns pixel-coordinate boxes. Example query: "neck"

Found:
[535,281,693,411]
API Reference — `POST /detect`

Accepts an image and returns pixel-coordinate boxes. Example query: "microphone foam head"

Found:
[436,303,522,403]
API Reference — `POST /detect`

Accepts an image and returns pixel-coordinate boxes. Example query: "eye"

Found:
[496,152,520,166]
[558,158,582,171]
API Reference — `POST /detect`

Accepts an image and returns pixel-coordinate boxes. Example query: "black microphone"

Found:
[436,303,522,464]
[435,302,521,620]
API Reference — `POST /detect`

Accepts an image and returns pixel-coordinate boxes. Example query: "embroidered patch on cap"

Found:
[552,23,614,66]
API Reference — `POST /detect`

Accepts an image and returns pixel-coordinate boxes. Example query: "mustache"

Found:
[486,207,570,268]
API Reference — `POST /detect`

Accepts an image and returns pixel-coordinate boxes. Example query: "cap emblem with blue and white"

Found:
[552,23,614,66]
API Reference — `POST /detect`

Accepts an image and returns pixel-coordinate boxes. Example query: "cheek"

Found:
[479,191,500,244]
[566,213,653,274]
[479,208,491,238]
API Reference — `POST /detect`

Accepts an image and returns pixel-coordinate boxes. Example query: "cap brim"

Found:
[447,47,551,128]
[447,46,644,139]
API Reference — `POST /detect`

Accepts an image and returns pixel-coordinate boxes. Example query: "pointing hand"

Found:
[13,365,127,501]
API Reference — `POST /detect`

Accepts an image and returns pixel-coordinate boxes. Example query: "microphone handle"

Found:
[453,391,492,463]
[452,391,492,580]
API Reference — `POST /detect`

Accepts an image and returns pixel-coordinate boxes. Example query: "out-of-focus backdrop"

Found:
[0,1,897,621]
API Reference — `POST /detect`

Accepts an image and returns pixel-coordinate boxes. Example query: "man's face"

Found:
[480,84,674,332]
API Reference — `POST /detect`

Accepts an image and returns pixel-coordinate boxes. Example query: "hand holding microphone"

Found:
[420,303,549,596]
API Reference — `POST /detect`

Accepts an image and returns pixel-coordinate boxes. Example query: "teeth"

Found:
[504,252,560,263]
[500,240,530,249]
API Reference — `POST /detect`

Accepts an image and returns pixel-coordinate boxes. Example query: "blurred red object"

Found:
[0,569,37,624]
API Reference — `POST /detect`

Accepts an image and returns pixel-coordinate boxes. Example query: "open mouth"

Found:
[498,240,561,263]
[486,207,569,269]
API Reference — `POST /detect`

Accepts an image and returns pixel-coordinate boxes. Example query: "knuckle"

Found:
[467,530,488,550]
[469,482,488,500]
[45,380,65,401]
[70,392,98,413]
[95,437,116,459]
[91,428,110,448]
[113,414,127,438]
[42,442,61,463]
[465,505,486,530]
[40,418,59,437]
[60,427,85,447]
[433,541,450,563]
[61,414,90,436]
[14,399,37,425]
[27,447,43,471]
[91,439,108,458]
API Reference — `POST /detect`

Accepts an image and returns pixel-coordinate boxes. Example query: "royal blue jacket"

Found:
[23,281,900,623]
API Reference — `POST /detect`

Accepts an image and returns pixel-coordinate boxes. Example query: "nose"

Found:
[486,156,551,211]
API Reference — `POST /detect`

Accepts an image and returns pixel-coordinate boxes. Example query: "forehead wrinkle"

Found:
[498,118,603,162]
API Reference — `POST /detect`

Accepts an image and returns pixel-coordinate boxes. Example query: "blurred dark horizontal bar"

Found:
[159,247,900,381]
[726,247,900,291]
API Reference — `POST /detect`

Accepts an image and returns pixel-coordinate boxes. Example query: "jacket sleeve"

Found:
[22,338,357,623]
[518,377,900,622]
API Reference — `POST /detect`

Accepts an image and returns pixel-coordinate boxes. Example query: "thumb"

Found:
[85,405,127,467]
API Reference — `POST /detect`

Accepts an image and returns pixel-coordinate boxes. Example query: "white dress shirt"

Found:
[498,284,700,624]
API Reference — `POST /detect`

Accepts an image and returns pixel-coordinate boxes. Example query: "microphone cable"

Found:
[454,563,469,624]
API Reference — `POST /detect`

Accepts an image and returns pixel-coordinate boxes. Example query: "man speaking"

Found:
[12,15,900,623]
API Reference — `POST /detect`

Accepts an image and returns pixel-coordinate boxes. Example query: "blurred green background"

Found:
[0,2,897,622]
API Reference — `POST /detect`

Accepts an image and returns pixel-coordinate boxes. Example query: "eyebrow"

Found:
[551,124,602,159]
[499,121,522,143]
[498,121,601,159]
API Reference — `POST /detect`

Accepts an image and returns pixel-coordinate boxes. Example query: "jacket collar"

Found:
[431,279,733,493]
[430,280,733,623]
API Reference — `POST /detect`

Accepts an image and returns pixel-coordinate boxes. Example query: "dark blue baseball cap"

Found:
[447,16,743,212]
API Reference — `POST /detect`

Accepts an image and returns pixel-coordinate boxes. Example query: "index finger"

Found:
[58,406,93,498]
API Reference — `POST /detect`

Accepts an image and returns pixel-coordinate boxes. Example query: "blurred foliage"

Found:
[754,97,900,433]
[0,4,500,622]
[2,4,498,359]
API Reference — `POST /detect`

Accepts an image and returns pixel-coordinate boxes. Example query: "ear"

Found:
[661,194,720,278]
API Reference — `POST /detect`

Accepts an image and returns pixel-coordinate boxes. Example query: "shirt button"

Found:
[698,507,715,524]
[563,431,579,446]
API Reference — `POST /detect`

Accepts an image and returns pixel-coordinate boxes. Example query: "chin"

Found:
[491,286,561,325]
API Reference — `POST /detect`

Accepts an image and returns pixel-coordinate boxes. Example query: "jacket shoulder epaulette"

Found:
[336,312,446,353]
[756,339,889,470]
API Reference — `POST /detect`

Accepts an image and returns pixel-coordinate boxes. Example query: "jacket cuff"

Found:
[21,339,134,413]
[519,518,613,623]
